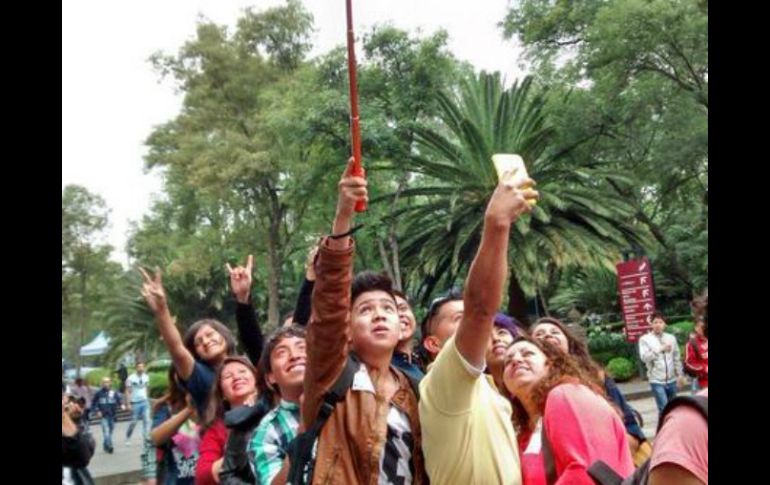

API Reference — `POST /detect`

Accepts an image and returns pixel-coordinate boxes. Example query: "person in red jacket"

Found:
[684,317,708,391]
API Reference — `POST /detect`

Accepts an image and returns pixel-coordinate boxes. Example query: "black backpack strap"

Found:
[327,354,360,404]
[657,395,708,433]
[587,460,625,485]
[540,420,558,485]
[403,372,421,400]
[286,355,360,485]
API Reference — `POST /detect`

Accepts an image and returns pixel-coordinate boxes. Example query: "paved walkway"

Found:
[88,420,146,483]
[87,380,695,483]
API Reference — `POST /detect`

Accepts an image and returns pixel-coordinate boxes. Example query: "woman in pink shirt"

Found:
[503,336,634,485]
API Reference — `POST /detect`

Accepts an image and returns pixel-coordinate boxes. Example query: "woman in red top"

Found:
[530,318,648,463]
[196,356,260,485]
[684,318,708,390]
[503,336,634,485]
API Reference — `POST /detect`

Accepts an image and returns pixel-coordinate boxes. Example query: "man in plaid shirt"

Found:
[249,326,307,485]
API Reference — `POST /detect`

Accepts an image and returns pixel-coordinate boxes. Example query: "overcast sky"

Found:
[62,0,525,264]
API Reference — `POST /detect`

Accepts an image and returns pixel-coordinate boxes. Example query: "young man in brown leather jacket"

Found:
[301,158,426,485]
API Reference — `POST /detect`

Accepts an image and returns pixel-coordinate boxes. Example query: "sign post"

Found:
[616,256,657,343]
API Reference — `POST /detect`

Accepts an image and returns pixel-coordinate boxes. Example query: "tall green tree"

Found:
[144,0,318,326]
[502,0,707,299]
[62,185,122,372]
[357,27,461,289]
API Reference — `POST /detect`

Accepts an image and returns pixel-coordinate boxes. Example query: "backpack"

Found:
[219,397,272,485]
[286,353,421,485]
[584,395,708,485]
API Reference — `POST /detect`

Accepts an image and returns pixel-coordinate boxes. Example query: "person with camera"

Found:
[63,386,96,485]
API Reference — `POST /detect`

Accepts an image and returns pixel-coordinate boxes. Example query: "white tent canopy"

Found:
[79,331,110,357]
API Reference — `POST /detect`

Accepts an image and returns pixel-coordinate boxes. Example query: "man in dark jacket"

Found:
[91,377,124,453]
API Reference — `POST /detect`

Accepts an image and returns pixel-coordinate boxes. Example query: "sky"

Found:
[62,0,526,265]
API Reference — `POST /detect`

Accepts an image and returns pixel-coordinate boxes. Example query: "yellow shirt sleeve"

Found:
[419,335,484,415]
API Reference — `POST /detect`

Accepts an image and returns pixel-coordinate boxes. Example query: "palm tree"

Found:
[101,274,166,367]
[376,72,648,325]
[548,266,621,318]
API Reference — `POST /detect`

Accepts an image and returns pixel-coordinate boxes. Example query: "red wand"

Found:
[345,0,366,212]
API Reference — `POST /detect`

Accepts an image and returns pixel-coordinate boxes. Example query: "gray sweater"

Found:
[638,332,683,384]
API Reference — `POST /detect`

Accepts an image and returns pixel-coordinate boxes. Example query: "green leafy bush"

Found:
[606,357,635,382]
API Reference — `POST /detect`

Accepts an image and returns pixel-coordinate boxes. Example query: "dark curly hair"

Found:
[506,335,606,434]
[531,317,604,388]
[691,289,708,338]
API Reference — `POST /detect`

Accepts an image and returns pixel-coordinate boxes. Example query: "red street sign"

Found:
[616,257,656,343]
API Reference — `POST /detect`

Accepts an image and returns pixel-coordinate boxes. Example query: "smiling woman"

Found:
[183,320,237,366]
[530,317,649,462]
[503,336,634,485]
[140,268,239,419]
[203,356,260,427]
[196,356,262,485]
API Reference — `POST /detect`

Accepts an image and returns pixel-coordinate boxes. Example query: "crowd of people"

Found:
[62,159,708,484]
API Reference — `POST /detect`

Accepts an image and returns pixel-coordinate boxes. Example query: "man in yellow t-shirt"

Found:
[420,333,520,484]
[419,171,538,485]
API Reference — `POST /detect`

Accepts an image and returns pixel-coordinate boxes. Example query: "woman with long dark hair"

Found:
[530,317,648,463]
[150,368,200,485]
[140,269,238,417]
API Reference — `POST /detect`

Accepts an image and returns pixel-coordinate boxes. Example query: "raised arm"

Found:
[302,158,364,428]
[227,255,264,365]
[292,245,319,327]
[455,172,538,368]
[140,268,196,380]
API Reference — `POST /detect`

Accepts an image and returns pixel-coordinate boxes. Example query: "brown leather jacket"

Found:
[302,239,426,485]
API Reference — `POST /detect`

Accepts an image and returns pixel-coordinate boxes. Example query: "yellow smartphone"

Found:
[491,154,536,205]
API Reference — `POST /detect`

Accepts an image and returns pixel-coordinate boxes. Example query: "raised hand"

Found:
[305,244,319,281]
[139,267,168,315]
[336,157,368,221]
[226,254,254,304]
[484,171,539,226]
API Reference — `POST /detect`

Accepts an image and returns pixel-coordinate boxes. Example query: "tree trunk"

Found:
[385,172,409,291]
[507,271,530,328]
[266,229,281,328]
[77,270,87,377]
[389,232,402,292]
[263,182,285,329]
[378,239,395,283]
[537,287,550,317]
